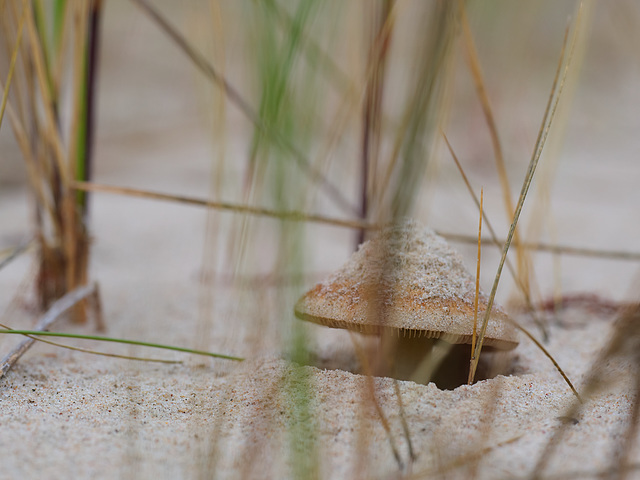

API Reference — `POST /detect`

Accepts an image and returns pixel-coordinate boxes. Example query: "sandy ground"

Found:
[1,2,640,479]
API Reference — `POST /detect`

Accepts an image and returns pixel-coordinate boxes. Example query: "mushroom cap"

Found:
[295,220,518,350]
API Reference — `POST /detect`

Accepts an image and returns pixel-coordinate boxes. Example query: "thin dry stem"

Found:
[359,0,395,245]
[0,0,26,131]
[347,332,408,471]
[71,180,640,262]
[470,12,578,384]
[459,2,533,293]
[0,88,56,221]
[469,188,482,373]
[71,181,374,230]
[393,379,415,463]
[442,130,549,339]
[509,318,581,402]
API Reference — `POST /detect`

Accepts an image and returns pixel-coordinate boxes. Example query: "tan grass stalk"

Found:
[469,188,483,369]
[71,181,375,230]
[0,1,27,124]
[459,0,533,301]
[72,180,640,261]
[0,0,26,131]
[359,0,395,245]
[469,9,580,384]
[1,87,56,221]
[442,131,549,339]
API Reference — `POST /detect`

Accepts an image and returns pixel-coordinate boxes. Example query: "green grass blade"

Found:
[52,0,67,53]
[0,330,244,361]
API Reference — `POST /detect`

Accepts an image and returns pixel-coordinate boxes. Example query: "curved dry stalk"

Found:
[509,318,581,402]
[358,0,395,245]
[442,232,640,262]
[469,188,483,372]
[442,130,549,341]
[470,9,580,384]
[393,379,416,463]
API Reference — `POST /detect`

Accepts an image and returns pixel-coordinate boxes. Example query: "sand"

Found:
[1,2,640,479]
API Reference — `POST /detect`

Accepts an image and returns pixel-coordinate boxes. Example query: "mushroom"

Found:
[294,219,518,389]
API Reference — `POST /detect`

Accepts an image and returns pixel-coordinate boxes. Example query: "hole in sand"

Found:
[302,329,516,390]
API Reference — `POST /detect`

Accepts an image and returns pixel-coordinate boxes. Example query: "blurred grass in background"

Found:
[4,0,640,477]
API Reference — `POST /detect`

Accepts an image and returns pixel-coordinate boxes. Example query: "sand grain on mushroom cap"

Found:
[295,219,518,350]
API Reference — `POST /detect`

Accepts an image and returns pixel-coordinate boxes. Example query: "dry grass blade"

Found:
[441,131,579,396]
[371,1,457,221]
[393,379,415,463]
[347,333,408,471]
[0,1,26,131]
[0,283,95,378]
[510,318,581,402]
[469,9,580,384]
[469,188,483,372]
[459,0,533,305]
[358,0,394,245]
[441,232,640,262]
[71,181,374,230]
[459,1,512,217]
[29,346,181,364]
[128,0,357,216]
[442,131,549,339]
[73,179,640,262]
[366,376,404,471]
